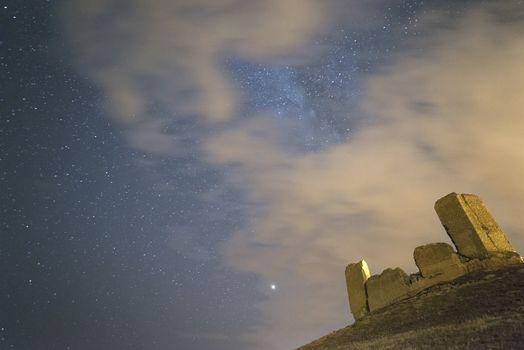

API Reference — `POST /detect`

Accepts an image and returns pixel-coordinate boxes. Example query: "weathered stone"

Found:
[414,242,464,278]
[464,253,524,273]
[434,193,515,259]
[409,267,466,294]
[366,268,410,312]
[345,260,370,320]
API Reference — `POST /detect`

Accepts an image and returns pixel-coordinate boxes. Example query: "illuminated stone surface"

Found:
[341,193,522,321]
[366,268,410,312]
[434,193,514,259]
[413,242,463,278]
[345,260,370,320]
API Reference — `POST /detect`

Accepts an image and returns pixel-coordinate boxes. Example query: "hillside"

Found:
[298,263,524,349]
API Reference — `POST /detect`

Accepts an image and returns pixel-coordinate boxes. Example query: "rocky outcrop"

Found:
[344,192,523,320]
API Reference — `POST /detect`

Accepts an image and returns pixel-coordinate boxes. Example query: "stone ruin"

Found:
[345,192,523,321]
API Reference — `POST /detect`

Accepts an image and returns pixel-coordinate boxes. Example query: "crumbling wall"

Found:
[366,268,410,312]
[345,192,523,321]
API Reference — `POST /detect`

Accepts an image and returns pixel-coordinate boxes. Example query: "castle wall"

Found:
[345,193,522,321]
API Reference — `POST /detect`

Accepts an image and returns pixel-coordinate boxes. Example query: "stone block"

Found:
[414,242,464,278]
[366,267,410,312]
[434,193,514,259]
[345,260,370,320]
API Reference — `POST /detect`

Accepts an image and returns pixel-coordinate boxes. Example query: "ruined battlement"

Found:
[345,192,523,320]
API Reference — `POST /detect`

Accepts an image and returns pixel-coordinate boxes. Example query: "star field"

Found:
[2,1,523,349]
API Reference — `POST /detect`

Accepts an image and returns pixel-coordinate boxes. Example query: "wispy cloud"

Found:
[206,5,524,349]
[64,1,524,349]
[165,225,212,262]
[62,0,354,155]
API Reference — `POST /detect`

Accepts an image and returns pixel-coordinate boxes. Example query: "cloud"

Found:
[165,225,212,262]
[62,0,344,155]
[206,5,524,349]
[63,1,524,349]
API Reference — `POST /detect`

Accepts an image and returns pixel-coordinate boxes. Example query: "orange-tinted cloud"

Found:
[64,1,524,349]
[206,6,524,349]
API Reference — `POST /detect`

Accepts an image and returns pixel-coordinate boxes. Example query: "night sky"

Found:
[3,1,524,349]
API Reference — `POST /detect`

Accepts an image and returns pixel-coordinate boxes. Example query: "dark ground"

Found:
[298,264,524,350]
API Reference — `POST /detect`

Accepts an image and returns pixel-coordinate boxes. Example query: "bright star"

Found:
[270,284,277,290]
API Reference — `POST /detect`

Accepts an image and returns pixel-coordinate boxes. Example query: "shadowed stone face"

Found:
[434,193,514,259]
[366,268,410,312]
[345,260,370,320]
